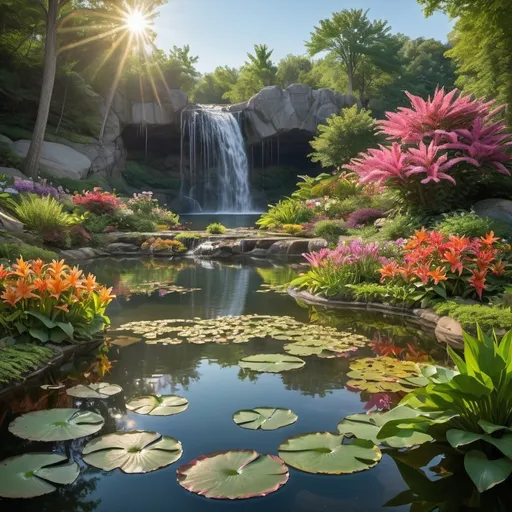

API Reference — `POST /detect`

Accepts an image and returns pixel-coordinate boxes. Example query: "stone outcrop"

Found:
[0,207,23,232]
[230,84,359,144]
[473,198,512,226]
[0,134,13,146]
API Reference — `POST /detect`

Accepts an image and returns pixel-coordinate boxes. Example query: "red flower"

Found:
[480,231,499,247]
[468,269,488,299]
[491,260,506,276]
[442,250,463,275]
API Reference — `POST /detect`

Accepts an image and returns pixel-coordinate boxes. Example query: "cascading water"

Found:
[180,106,253,213]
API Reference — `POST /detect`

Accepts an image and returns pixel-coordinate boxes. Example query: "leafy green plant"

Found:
[0,143,24,169]
[0,243,57,262]
[257,198,314,229]
[281,224,304,235]
[435,211,510,239]
[378,215,419,241]
[0,344,55,384]
[292,173,332,200]
[376,327,512,493]
[174,232,202,243]
[312,220,346,244]
[206,222,227,234]
[347,282,420,306]
[309,105,377,167]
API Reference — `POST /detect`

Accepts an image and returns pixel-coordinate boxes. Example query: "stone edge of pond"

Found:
[287,287,464,349]
[0,338,104,399]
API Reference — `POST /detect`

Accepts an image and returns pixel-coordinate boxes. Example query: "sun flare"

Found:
[125,10,148,34]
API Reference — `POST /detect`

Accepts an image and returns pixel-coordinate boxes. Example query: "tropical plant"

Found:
[73,188,121,215]
[206,222,227,235]
[376,327,512,493]
[309,106,377,167]
[291,173,332,200]
[257,199,314,229]
[0,258,114,343]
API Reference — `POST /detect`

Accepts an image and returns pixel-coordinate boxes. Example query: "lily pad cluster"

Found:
[238,354,305,373]
[347,357,428,393]
[116,315,370,355]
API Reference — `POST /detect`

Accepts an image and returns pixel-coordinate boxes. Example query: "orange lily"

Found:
[468,269,488,299]
[413,264,431,285]
[378,262,399,282]
[98,286,115,304]
[442,250,463,275]
[47,276,71,300]
[32,259,45,276]
[15,280,38,301]
[427,267,448,285]
[64,266,84,288]
[48,259,70,276]
[33,278,48,294]
[0,264,10,280]
[1,287,20,307]
[480,231,499,247]
[84,273,98,293]
[12,257,32,279]
[491,260,506,276]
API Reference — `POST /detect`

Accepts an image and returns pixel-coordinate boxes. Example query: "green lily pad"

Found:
[238,354,305,373]
[278,432,381,474]
[82,431,182,474]
[0,453,79,499]
[233,408,298,430]
[9,409,105,441]
[337,406,433,448]
[66,383,123,399]
[126,395,189,416]
[177,450,289,499]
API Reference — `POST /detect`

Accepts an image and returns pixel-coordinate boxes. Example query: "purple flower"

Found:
[345,209,386,229]
[13,177,59,198]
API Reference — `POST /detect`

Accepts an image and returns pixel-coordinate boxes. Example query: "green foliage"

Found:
[123,161,180,191]
[257,199,315,229]
[292,173,332,200]
[276,54,313,88]
[0,143,23,169]
[0,344,55,385]
[192,66,239,104]
[83,211,157,234]
[377,326,512,493]
[206,223,227,235]
[346,282,419,306]
[312,220,347,244]
[435,211,510,240]
[378,215,419,241]
[309,106,377,168]
[281,224,304,236]
[433,302,512,332]
[0,243,57,262]
[40,172,109,194]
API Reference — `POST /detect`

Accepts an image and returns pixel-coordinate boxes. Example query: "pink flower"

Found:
[302,248,330,267]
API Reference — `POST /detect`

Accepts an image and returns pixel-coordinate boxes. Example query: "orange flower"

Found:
[427,266,448,285]
[448,235,470,252]
[15,280,38,300]
[64,266,84,288]
[48,259,70,276]
[413,264,431,285]
[480,231,499,247]
[12,257,32,279]
[33,278,48,294]
[1,287,20,307]
[415,227,428,243]
[47,276,71,300]
[54,304,69,313]
[32,259,45,276]
[442,250,463,275]
[468,269,488,299]
[98,286,115,304]
[491,260,506,276]
[0,264,10,280]
[84,273,98,293]
[378,262,399,282]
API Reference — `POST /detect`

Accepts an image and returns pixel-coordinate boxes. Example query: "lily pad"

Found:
[0,453,79,499]
[66,383,123,399]
[41,384,65,390]
[126,395,189,416]
[233,408,297,431]
[177,450,288,499]
[9,409,105,441]
[82,431,182,474]
[238,354,305,373]
[278,432,381,474]
[337,406,433,448]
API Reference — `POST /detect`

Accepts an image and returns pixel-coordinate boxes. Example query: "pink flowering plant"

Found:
[73,188,121,215]
[345,88,512,213]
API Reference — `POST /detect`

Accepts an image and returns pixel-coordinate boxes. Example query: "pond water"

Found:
[0,258,452,512]
[179,213,262,230]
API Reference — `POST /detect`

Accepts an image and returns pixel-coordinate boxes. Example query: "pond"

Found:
[0,258,451,512]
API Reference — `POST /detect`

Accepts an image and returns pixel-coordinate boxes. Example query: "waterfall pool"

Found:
[0,258,451,512]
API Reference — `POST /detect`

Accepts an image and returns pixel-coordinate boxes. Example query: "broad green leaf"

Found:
[238,354,305,373]
[485,434,512,459]
[55,322,74,337]
[447,346,467,374]
[446,429,483,448]
[83,431,182,474]
[278,432,381,474]
[126,395,188,416]
[29,328,49,343]
[233,407,297,430]
[26,311,56,329]
[50,329,69,343]
[177,450,288,499]
[464,450,512,492]
[9,409,104,441]
[0,453,79,498]
[478,419,510,434]
[66,383,123,399]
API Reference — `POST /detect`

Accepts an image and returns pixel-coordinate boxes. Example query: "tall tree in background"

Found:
[276,54,312,88]
[246,44,277,86]
[306,8,394,96]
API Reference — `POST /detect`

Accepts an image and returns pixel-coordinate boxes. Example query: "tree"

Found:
[193,66,239,104]
[309,105,377,168]
[276,54,312,88]
[306,8,394,96]
[245,44,277,86]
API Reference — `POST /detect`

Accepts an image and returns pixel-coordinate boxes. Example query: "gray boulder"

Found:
[131,90,189,125]
[0,207,23,232]
[473,199,512,226]
[0,134,13,147]
[0,167,25,179]
[12,140,92,180]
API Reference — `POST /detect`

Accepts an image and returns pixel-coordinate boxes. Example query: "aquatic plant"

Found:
[0,258,114,343]
[205,222,227,234]
[233,408,298,431]
[126,395,189,416]
[66,382,122,399]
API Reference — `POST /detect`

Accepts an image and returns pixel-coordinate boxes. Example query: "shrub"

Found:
[292,173,332,200]
[345,208,386,229]
[310,173,363,199]
[83,211,157,234]
[0,258,114,343]
[141,237,187,253]
[175,232,202,243]
[282,224,304,235]
[435,211,510,239]
[73,188,121,214]
[206,222,227,234]
[346,88,512,214]
[312,220,346,244]
[309,105,378,167]
[257,198,315,229]
[347,282,418,306]
[69,224,91,247]
[0,143,23,169]
[0,344,56,384]
[378,215,418,241]
[433,301,512,331]
[127,191,180,227]
[0,243,58,262]
[12,177,60,198]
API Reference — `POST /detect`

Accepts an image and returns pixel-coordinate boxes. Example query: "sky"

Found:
[154,0,453,74]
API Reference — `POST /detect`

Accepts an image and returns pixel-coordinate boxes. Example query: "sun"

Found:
[125,10,149,34]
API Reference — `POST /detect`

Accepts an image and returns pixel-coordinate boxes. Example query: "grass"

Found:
[0,344,56,385]
[0,242,58,262]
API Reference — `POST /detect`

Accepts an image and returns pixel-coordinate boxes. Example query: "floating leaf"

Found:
[278,432,381,474]
[337,406,433,448]
[238,354,305,373]
[233,408,297,430]
[41,384,65,390]
[126,395,189,416]
[177,450,289,499]
[82,431,182,474]
[9,409,104,441]
[0,453,79,499]
[66,383,123,399]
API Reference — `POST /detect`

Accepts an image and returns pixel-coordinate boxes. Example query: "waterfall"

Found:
[180,106,253,213]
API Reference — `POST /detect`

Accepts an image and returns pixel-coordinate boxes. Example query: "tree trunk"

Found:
[55,75,68,134]
[347,67,354,97]
[23,0,59,179]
